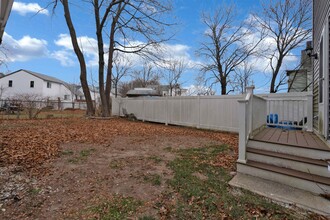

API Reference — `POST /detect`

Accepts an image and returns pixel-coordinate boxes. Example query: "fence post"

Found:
[197,95,201,129]
[142,97,145,122]
[165,96,168,126]
[238,99,248,164]
[306,93,313,132]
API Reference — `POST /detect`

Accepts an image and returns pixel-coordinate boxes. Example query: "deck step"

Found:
[247,147,330,177]
[248,140,330,159]
[237,161,330,195]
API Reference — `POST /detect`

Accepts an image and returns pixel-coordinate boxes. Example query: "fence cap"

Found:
[246,85,255,90]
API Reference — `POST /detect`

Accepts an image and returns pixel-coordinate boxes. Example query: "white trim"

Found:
[0,0,14,41]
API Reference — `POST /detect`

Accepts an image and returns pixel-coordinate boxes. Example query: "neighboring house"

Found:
[287,42,312,93]
[126,85,189,97]
[147,85,170,96]
[126,88,161,97]
[0,0,14,44]
[313,0,330,139]
[0,69,73,101]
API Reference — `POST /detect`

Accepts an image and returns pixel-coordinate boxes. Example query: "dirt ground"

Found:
[0,118,239,219]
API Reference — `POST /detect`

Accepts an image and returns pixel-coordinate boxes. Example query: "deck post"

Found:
[237,99,248,163]
[246,86,255,135]
[307,93,313,132]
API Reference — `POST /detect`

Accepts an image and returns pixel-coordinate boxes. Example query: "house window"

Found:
[30,81,34,88]
[319,38,323,103]
[64,95,70,100]
[8,80,12,87]
[47,82,51,88]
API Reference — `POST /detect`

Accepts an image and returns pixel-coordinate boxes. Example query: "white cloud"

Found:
[53,34,199,69]
[238,31,299,74]
[53,34,99,67]
[52,50,76,67]
[0,33,48,62]
[12,2,49,16]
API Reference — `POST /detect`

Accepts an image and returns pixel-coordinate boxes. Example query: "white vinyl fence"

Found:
[112,95,244,132]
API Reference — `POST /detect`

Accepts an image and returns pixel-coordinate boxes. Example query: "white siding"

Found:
[0,70,44,98]
[0,70,72,100]
[42,82,71,100]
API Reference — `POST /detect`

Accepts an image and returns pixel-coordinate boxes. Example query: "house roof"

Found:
[3,69,68,85]
[0,0,14,44]
[126,89,161,97]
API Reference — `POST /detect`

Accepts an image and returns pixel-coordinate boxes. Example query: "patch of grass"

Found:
[143,173,162,186]
[148,156,162,164]
[61,150,74,156]
[28,187,41,196]
[138,216,156,220]
[163,146,172,151]
[68,148,95,164]
[109,159,125,169]
[87,196,142,220]
[164,144,295,219]
[80,148,95,157]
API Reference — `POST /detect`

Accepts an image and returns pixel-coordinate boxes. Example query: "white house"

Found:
[0,69,73,101]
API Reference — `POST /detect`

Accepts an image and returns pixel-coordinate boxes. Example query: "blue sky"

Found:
[0,0,305,94]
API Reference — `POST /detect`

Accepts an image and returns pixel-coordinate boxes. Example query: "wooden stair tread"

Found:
[247,147,328,167]
[245,160,330,186]
[249,138,330,152]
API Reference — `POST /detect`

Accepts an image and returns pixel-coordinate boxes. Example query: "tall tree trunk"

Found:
[220,76,227,95]
[106,3,125,116]
[94,0,109,117]
[269,55,284,93]
[61,0,94,116]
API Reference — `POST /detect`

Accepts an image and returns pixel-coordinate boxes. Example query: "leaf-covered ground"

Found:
[0,118,326,219]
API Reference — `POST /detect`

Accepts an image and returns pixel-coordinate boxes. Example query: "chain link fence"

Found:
[0,99,89,119]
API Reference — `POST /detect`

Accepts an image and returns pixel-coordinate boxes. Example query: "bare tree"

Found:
[112,53,132,97]
[118,81,131,97]
[118,64,161,97]
[132,62,161,88]
[197,5,263,95]
[14,93,48,119]
[255,0,312,93]
[163,59,187,96]
[66,83,82,108]
[52,0,173,117]
[52,0,94,116]
[233,61,254,94]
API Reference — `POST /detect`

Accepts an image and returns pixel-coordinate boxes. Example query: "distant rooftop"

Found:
[126,88,160,97]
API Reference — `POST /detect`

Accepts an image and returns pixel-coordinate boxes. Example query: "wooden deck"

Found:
[252,127,330,151]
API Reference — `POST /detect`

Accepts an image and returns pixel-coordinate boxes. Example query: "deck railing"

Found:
[259,92,313,131]
[238,86,267,163]
[237,88,312,163]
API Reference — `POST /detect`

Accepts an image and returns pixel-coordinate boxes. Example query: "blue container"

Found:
[267,114,278,124]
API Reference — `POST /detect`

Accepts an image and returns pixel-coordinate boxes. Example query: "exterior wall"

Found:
[0,70,44,98]
[42,82,71,100]
[313,0,330,136]
[0,70,72,101]
[287,70,307,92]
